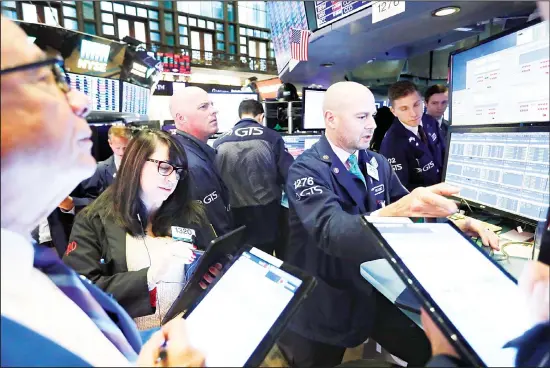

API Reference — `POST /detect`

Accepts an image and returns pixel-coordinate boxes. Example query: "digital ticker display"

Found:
[67,72,120,112]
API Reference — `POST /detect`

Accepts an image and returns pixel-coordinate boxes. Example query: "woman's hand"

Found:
[148,241,196,286]
[199,263,223,290]
[137,318,205,367]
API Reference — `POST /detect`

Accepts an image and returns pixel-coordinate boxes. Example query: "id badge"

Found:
[171,226,196,243]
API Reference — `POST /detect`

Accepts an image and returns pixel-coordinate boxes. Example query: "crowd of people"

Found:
[1,3,549,366]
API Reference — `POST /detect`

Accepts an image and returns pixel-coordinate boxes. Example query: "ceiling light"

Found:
[454,27,472,32]
[433,6,461,17]
[320,62,334,68]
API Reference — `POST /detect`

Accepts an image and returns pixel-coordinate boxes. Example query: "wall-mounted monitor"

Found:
[314,1,373,29]
[266,1,309,74]
[301,88,327,131]
[443,124,549,224]
[209,92,259,133]
[450,20,549,126]
[67,73,120,112]
[282,134,322,158]
[122,81,150,115]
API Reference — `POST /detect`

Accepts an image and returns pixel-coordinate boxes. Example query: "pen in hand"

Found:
[156,340,168,366]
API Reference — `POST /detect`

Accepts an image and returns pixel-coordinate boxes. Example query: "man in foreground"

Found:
[0,16,204,367]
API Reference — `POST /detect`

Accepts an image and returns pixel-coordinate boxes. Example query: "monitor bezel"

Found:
[443,123,550,226]
[301,87,327,132]
[448,18,544,126]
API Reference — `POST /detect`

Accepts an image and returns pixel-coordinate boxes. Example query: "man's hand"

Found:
[378,183,460,218]
[420,308,460,359]
[137,318,205,367]
[58,196,75,212]
[518,261,550,325]
[452,217,500,250]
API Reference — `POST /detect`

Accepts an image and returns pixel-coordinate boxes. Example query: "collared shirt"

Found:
[326,136,358,168]
[37,207,76,244]
[1,228,131,367]
[399,119,421,137]
[326,136,381,216]
[437,116,444,128]
[114,155,122,171]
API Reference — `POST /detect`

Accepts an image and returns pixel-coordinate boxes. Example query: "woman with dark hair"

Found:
[369,106,395,153]
[64,130,216,330]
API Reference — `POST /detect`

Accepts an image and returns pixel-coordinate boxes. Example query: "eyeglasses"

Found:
[0,57,71,93]
[147,158,187,180]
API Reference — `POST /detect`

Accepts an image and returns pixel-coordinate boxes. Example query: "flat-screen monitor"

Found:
[302,88,326,131]
[282,134,322,158]
[266,1,309,74]
[67,73,120,112]
[209,92,258,133]
[443,125,550,223]
[450,20,549,126]
[122,81,150,115]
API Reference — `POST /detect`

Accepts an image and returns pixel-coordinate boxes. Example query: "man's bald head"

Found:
[169,86,219,142]
[323,81,377,153]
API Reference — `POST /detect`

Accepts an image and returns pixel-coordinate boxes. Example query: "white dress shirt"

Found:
[399,119,421,137]
[326,136,357,167]
[1,228,132,367]
[114,155,121,171]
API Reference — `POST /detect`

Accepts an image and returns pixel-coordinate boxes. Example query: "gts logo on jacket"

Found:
[387,157,402,171]
[415,161,435,173]
[234,127,264,137]
[202,191,218,204]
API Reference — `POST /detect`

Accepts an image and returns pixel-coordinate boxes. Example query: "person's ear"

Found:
[390,106,396,115]
[324,110,336,130]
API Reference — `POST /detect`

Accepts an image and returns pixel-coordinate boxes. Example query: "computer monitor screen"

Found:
[282,134,322,158]
[67,73,120,112]
[209,92,258,133]
[450,21,549,126]
[444,128,549,222]
[302,89,326,130]
[122,82,150,115]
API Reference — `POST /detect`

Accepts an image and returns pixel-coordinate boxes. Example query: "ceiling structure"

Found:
[280,1,537,87]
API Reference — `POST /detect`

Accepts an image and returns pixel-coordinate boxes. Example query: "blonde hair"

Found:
[108,125,132,140]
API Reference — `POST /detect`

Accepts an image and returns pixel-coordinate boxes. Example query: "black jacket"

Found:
[80,155,117,198]
[63,205,215,318]
[173,131,234,237]
[214,119,294,247]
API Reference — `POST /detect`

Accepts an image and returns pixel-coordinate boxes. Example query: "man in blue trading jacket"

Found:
[424,84,450,139]
[170,86,234,236]
[214,99,294,254]
[82,125,132,194]
[278,81,498,367]
[380,81,446,191]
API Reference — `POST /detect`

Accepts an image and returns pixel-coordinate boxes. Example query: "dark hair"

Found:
[83,129,205,237]
[388,80,420,104]
[369,106,395,152]
[424,84,448,103]
[238,99,264,118]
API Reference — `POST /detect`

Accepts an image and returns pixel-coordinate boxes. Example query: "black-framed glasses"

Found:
[147,158,187,180]
[0,57,70,93]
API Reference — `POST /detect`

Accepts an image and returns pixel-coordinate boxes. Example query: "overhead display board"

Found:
[266,1,309,74]
[314,1,373,29]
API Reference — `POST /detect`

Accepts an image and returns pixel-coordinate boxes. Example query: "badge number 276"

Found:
[294,177,314,190]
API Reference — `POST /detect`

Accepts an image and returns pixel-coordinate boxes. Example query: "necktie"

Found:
[418,125,428,144]
[33,243,139,361]
[347,154,366,186]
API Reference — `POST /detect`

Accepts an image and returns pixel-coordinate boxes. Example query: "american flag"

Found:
[290,28,311,61]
